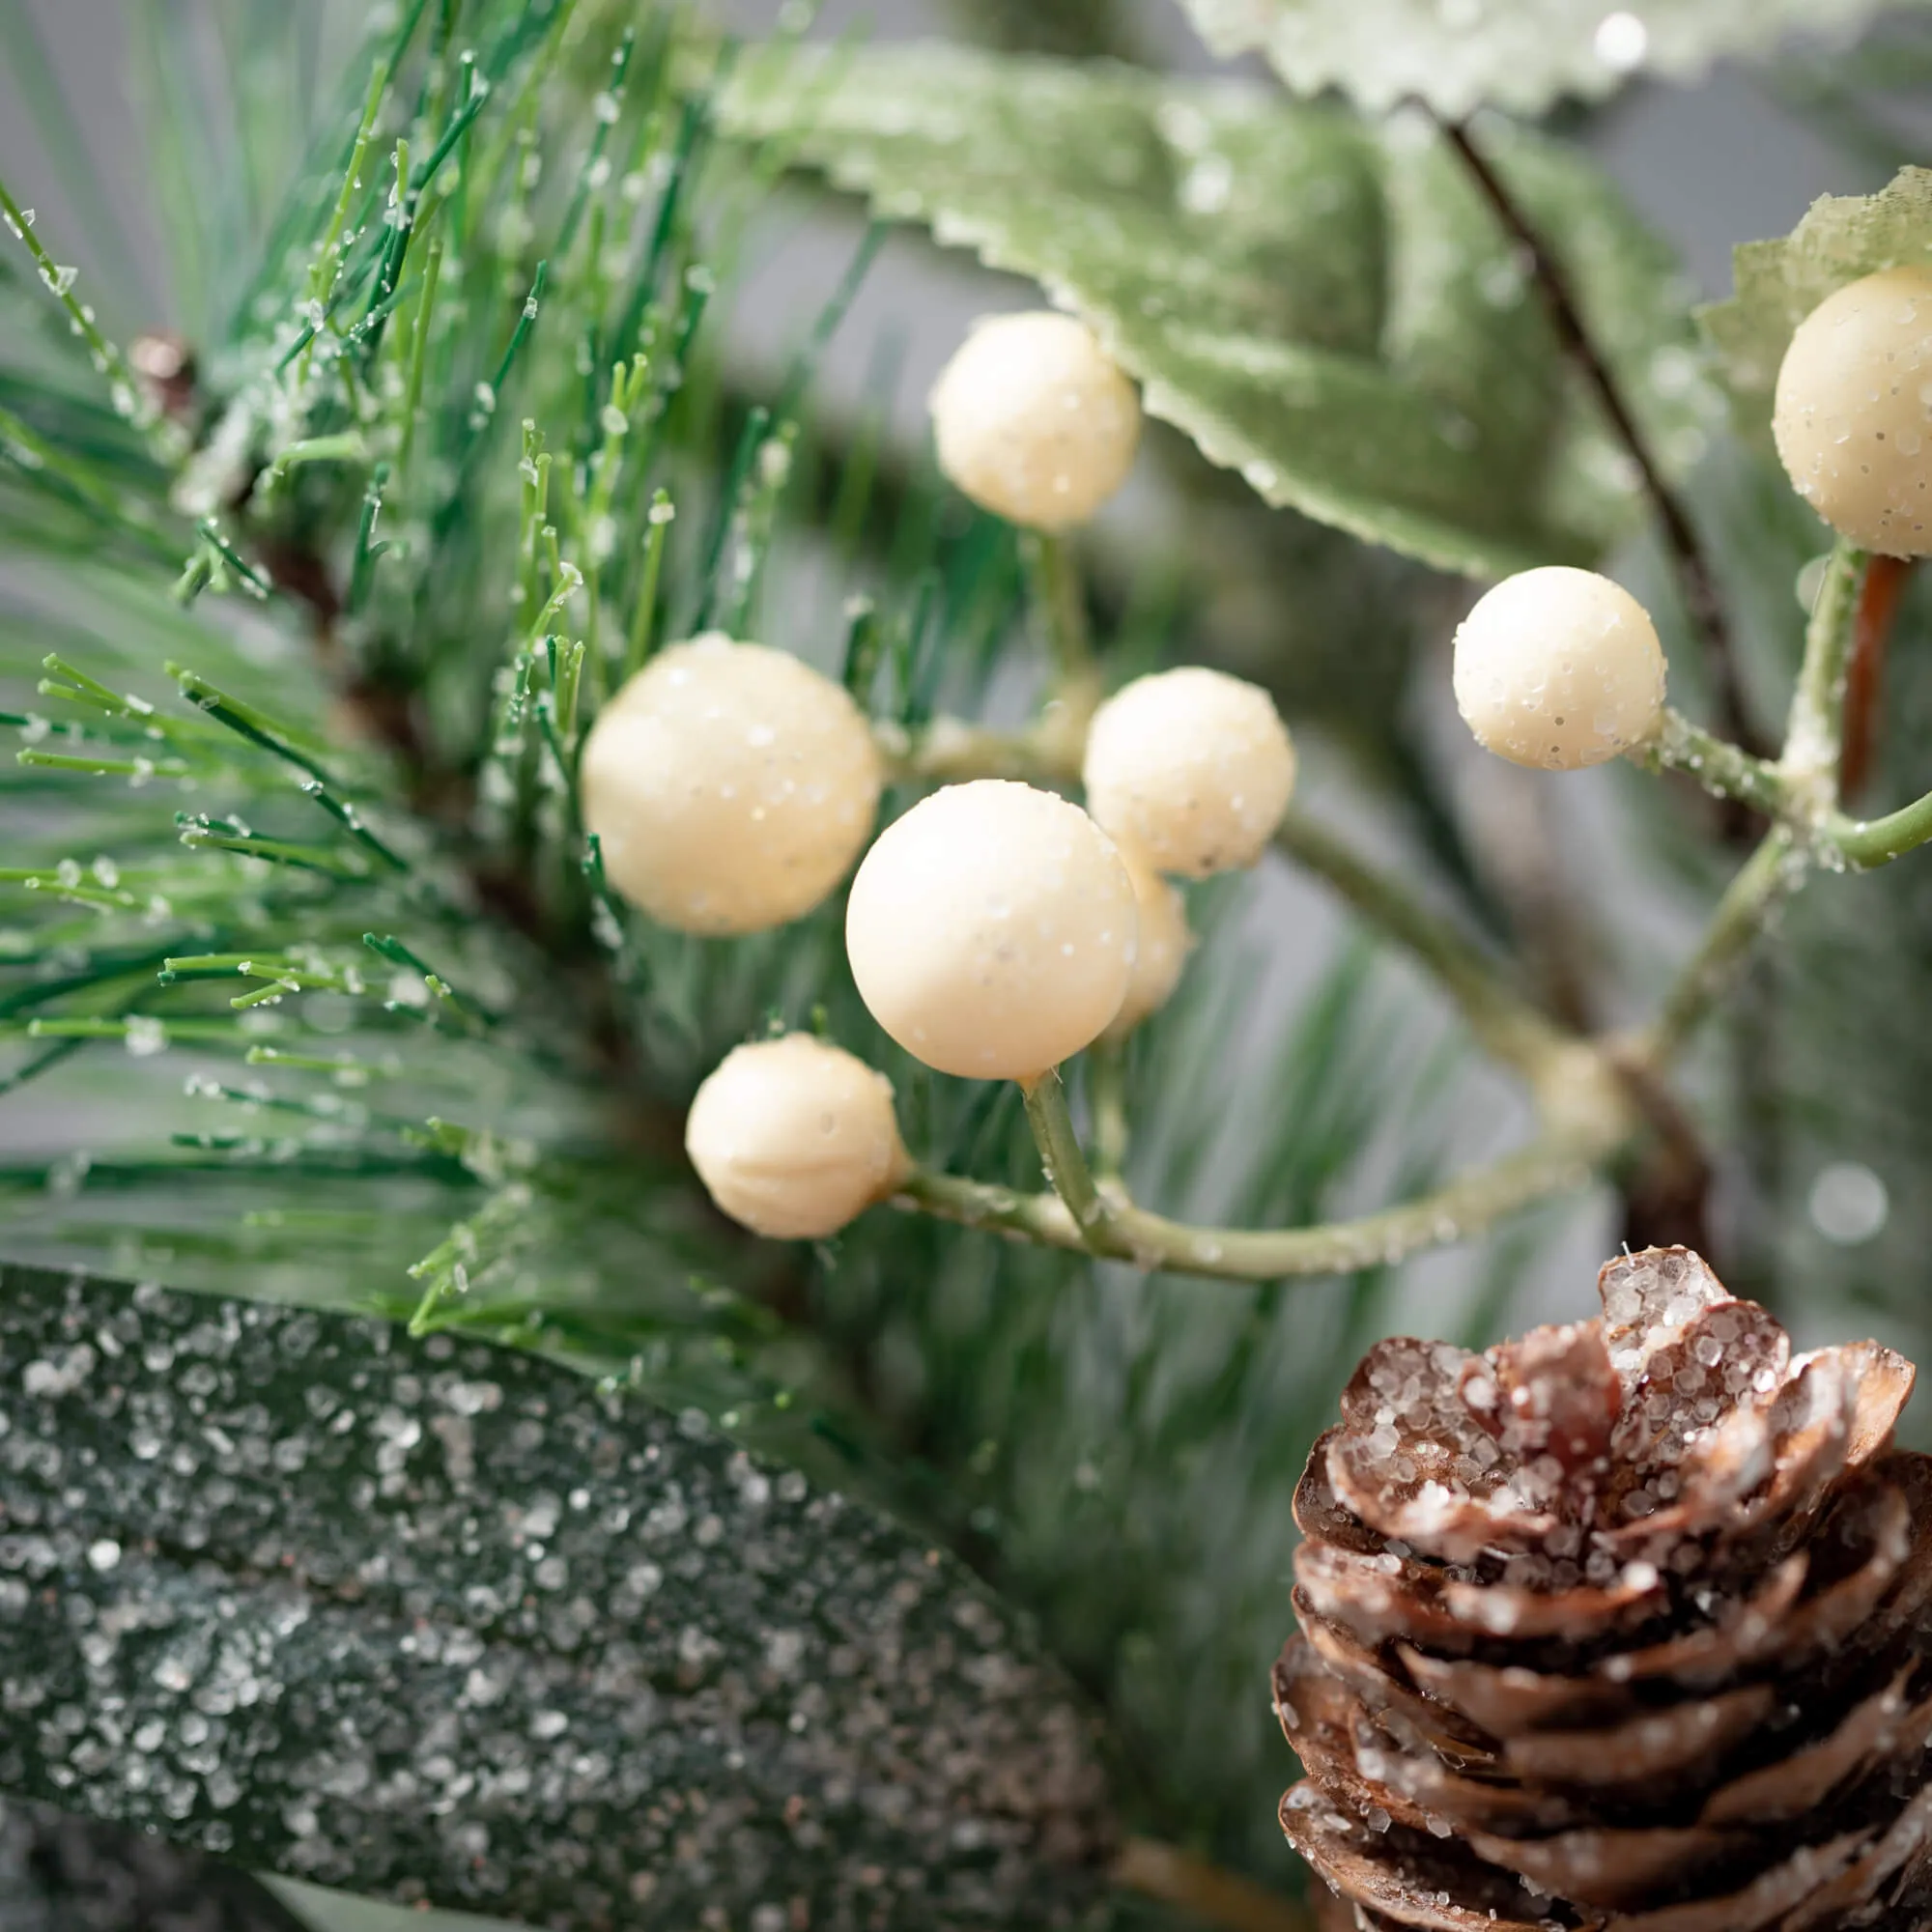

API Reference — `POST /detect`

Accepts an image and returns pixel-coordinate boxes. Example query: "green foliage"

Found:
[1699,165,1932,425]
[0,1262,1113,1927]
[718,43,1716,580]
[1171,0,1928,118]
[28,0,1927,1920]
[0,3,1576,1913]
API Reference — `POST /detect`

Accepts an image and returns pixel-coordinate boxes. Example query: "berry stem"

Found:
[1640,709,1788,820]
[1781,538,1869,804]
[1439,119,1763,758]
[1088,1038,1130,1180]
[874,715,1081,785]
[899,1130,1607,1284]
[878,707,1603,1083]
[1640,827,1801,1066]
[1825,789,1932,868]
[877,703,1588,1096]
[1020,1066,1115,1247]
[1023,531,1103,725]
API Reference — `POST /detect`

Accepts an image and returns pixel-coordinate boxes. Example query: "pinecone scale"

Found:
[1276,1247,1932,1931]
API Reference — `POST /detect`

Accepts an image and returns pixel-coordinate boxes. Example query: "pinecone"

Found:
[1275,1246,1932,1931]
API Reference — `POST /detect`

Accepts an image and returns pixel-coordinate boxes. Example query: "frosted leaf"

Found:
[1173,0,1918,119]
[1702,168,1932,425]
[717,44,1712,581]
[0,1264,1112,1927]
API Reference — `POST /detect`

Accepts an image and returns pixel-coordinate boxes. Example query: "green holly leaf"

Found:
[719,43,1715,581]
[1173,0,1923,118]
[0,1263,1114,1929]
[1699,166,1932,426]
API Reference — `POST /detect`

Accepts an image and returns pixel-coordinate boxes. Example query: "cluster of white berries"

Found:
[653,645,1290,1235]
[582,312,1301,1240]
[1449,263,1932,776]
[647,265,1918,1245]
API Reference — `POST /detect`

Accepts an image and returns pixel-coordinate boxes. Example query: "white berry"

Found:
[685,1034,908,1240]
[1106,845,1192,1038]
[1452,567,1665,771]
[580,634,882,935]
[845,781,1137,1081]
[929,311,1141,530]
[1774,265,1932,557]
[1082,667,1295,878]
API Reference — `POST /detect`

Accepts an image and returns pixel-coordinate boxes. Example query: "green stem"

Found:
[1640,707,1789,819]
[1022,531,1102,736]
[1631,540,1868,1065]
[1089,1037,1129,1180]
[1828,790,1932,868]
[1641,828,1799,1065]
[878,705,1582,1092]
[1020,1066,1112,1247]
[1781,538,1867,800]
[904,1170,1081,1248]
[1272,808,1576,1082]
[1023,532,1091,679]
[898,1131,1605,1285]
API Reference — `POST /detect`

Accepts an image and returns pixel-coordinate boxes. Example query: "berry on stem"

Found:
[1774,265,1932,557]
[580,633,882,935]
[1452,566,1665,771]
[845,780,1137,1081]
[1082,667,1295,878]
[685,1033,909,1239]
[1106,844,1192,1038]
[929,311,1141,530]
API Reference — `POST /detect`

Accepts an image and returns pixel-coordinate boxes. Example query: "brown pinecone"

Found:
[1275,1246,1932,1931]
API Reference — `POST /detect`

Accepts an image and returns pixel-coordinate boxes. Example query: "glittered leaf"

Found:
[0,1264,1114,1929]
[719,44,1715,580]
[1173,0,1926,119]
[1699,166,1932,427]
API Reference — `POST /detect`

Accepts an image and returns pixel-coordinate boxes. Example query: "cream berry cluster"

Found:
[1452,264,1932,773]
[615,266,1927,1246]
[576,313,1297,1241]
